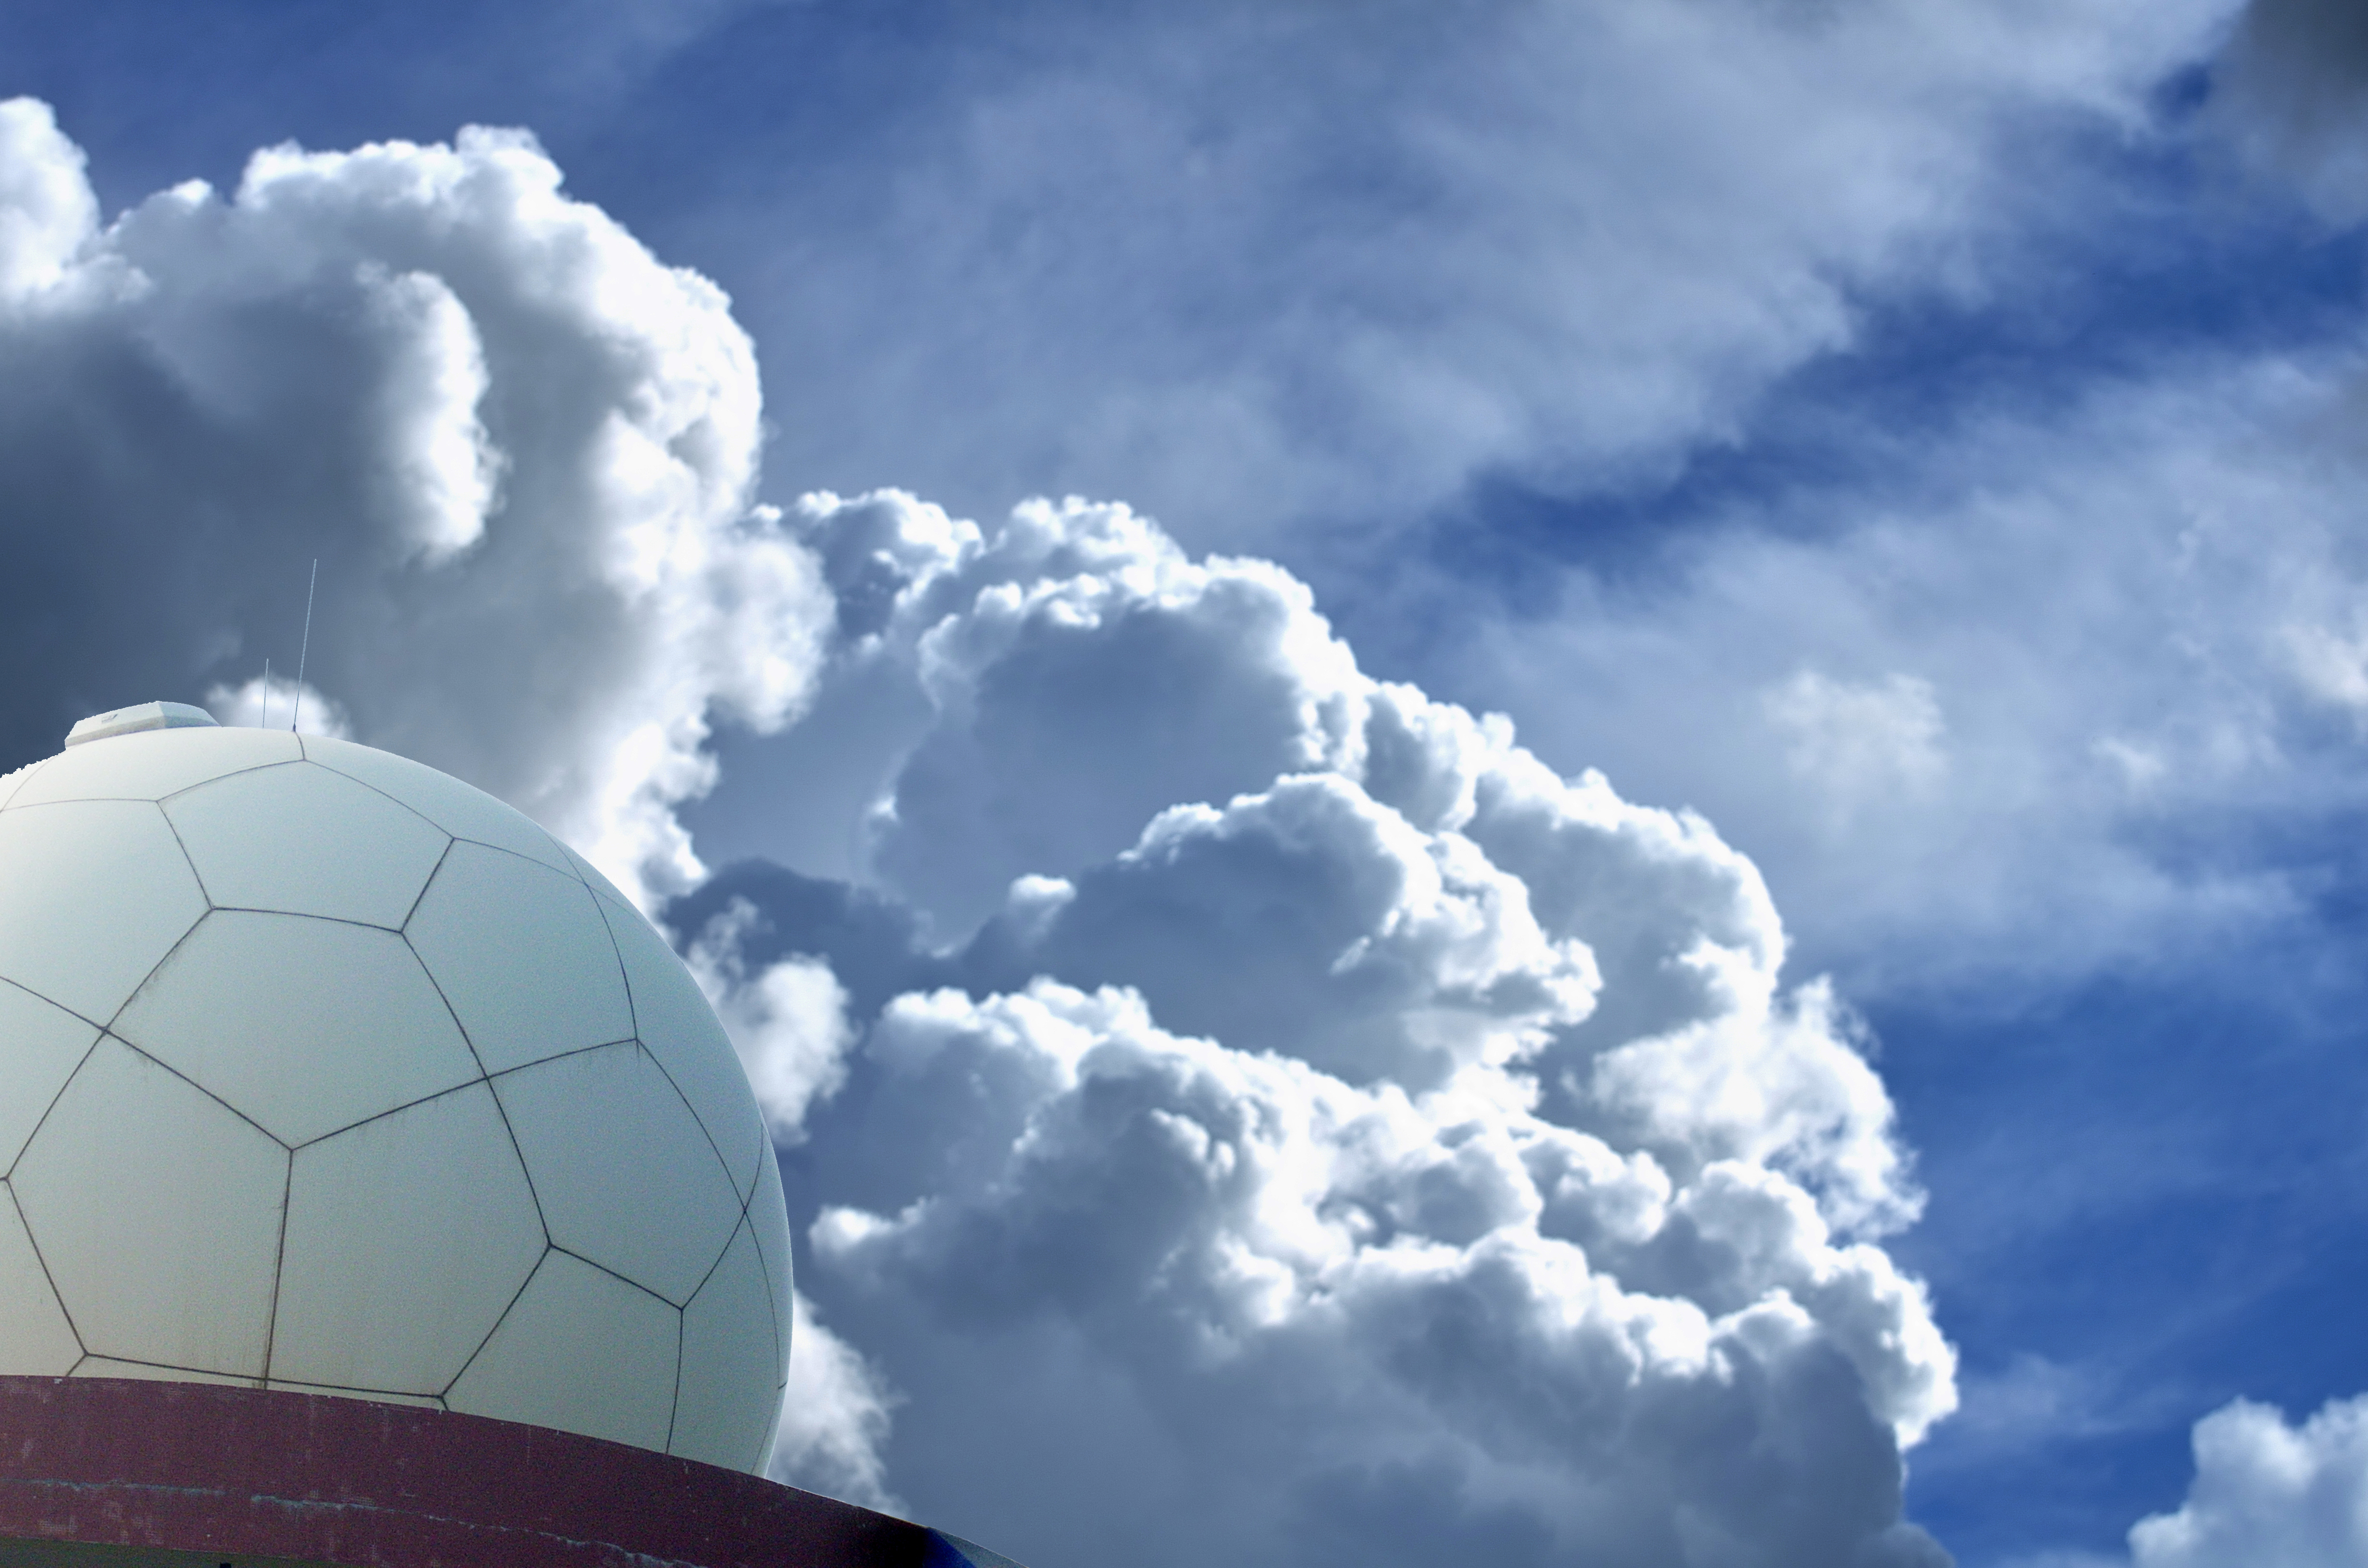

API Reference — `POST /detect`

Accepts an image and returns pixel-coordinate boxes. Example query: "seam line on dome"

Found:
[107,1033,295,1152]
[548,1242,691,1311]
[398,836,456,933]
[440,1242,555,1399]
[152,798,217,911]
[5,1177,87,1361]
[204,904,423,936]
[417,947,555,1246]
[154,755,305,807]
[595,893,757,1199]
[289,1072,496,1152]
[0,987,101,1180]
[104,890,210,1035]
[259,1149,294,1385]
[480,1036,640,1083]
[299,749,457,843]
[0,754,55,811]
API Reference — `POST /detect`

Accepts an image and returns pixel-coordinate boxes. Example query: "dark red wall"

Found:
[0,1377,954,1568]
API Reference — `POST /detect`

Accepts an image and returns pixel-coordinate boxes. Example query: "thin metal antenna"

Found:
[291,559,317,735]
[261,658,272,730]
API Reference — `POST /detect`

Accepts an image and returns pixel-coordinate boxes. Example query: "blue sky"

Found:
[4,2,2368,1564]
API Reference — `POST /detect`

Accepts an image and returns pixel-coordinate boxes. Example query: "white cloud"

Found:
[803,978,1949,1567]
[0,100,831,906]
[688,897,855,1142]
[768,1287,905,1514]
[1453,346,2368,992]
[1764,670,1948,812]
[203,673,353,740]
[692,490,1953,1566]
[737,0,2231,551]
[2127,1395,2368,1568]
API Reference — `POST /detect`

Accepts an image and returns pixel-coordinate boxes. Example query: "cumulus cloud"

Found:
[768,1288,904,1515]
[688,896,856,1142]
[2126,1394,2368,1567]
[0,98,829,904]
[685,491,1953,1566]
[0,86,1970,1568]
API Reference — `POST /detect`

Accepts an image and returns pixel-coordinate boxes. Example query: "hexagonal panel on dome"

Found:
[271,1083,544,1396]
[114,911,481,1148]
[9,727,301,808]
[598,895,769,1200]
[0,801,207,1025]
[166,762,450,928]
[407,842,632,1074]
[492,1041,741,1306]
[0,981,100,1172]
[445,1249,679,1452]
[13,1038,286,1378]
[300,735,576,877]
[671,1218,783,1471]
[0,1186,79,1375]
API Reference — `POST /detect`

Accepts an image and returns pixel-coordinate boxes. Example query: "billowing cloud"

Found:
[0,98,829,903]
[687,490,1953,1566]
[0,90,1965,1568]
[2126,1395,2368,1567]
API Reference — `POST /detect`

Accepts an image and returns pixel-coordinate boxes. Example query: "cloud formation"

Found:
[0,91,1967,1567]
[0,98,829,903]
[2127,1395,2368,1567]
[688,490,1954,1566]
[727,0,2231,550]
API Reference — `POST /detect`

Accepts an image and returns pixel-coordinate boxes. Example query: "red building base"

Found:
[0,1377,1003,1568]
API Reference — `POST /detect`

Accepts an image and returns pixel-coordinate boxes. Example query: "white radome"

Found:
[0,705,791,1472]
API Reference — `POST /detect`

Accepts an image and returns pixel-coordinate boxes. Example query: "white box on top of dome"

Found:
[0,702,790,1473]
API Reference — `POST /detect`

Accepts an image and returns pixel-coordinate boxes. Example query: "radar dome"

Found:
[0,714,790,1472]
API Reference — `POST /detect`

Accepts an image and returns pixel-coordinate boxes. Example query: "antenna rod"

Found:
[291,558,317,735]
[261,658,272,730]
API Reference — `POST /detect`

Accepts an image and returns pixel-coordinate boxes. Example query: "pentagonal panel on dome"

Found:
[114,911,481,1148]
[407,843,632,1074]
[0,981,100,1172]
[749,1139,791,1380]
[271,1083,544,1396]
[13,1038,285,1377]
[9,727,301,808]
[671,1218,783,1472]
[300,735,576,876]
[165,762,450,928]
[0,801,207,1025]
[445,1250,678,1452]
[0,1185,79,1375]
[492,1042,741,1306]
[598,895,769,1200]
